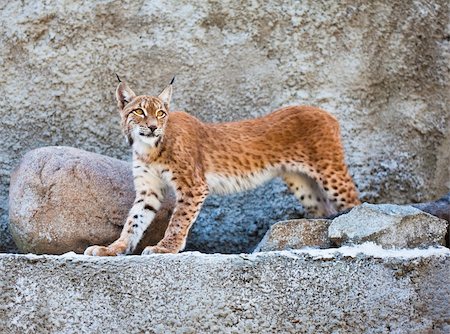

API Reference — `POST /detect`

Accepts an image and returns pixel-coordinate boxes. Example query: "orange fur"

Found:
[85,81,360,256]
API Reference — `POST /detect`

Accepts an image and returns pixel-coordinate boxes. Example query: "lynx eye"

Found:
[156,110,166,119]
[133,109,145,117]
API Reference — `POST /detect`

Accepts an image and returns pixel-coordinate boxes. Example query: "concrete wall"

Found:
[1,248,449,333]
[1,1,449,251]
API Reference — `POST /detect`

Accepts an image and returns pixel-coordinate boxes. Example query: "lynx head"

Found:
[116,80,173,147]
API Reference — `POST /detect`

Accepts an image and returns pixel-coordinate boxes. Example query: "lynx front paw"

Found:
[142,245,177,255]
[84,245,123,256]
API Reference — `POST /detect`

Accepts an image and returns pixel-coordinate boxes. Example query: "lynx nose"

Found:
[148,125,157,133]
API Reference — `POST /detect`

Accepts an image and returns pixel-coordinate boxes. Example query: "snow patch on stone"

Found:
[13,242,449,264]
[289,242,450,259]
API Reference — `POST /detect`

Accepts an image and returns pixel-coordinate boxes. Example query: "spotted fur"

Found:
[84,81,360,256]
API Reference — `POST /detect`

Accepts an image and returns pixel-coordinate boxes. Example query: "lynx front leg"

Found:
[85,167,164,256]
[142,181,208,254]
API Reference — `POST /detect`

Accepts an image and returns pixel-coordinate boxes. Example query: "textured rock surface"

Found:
[9,146,174,255]
[1,247,449,333]
[412,192,450,246]
[1,1,449,251]
[412,192,450,223]
[254,219,331,252]
[329,203,448,248]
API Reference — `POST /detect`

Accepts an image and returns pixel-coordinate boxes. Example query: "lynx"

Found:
[85,80,360,256]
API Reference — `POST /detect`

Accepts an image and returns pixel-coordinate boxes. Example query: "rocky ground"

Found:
[3,145,450,333]
[1,247,449,334]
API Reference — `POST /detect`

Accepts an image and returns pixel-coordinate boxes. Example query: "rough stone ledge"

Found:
[1,244,449,334]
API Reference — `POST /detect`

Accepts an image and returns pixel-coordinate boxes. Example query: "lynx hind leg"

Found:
[318,168,361,213]
[283,172,336,218]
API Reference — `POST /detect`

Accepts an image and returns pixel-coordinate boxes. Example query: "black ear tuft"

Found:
[169,76,175,85]
[116,73,122,83]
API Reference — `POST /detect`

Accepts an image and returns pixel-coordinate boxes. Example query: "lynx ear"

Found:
[116,82,136,109]
[158,77,174,110]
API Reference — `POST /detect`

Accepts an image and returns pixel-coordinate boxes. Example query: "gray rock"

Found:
[412,192,450,247]
[329,203,448,248]
[9,146,174,255]
[1,0,449,252]
[254,219,331,252]
[1,248,449,333]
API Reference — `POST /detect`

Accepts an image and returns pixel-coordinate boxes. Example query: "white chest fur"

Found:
[133,136,159,155]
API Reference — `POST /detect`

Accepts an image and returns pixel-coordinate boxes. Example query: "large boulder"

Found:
[254,219,331,252]
[328,203,448,248]
[9,146,174,255]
